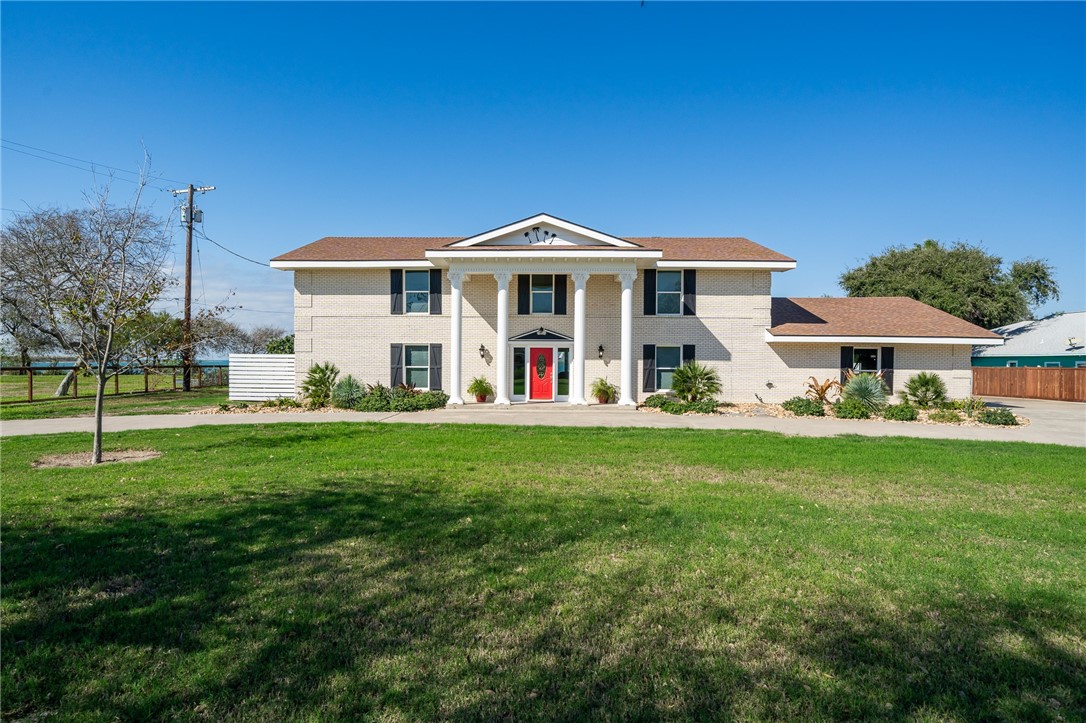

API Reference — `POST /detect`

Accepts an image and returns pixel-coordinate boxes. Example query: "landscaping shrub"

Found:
[903,372,948,408]
[882,402,919,421]
[300,362,339,408]
[643,394,671,408]
[331,375,366,409]
[390,389,449,411]
[684,399,721,414]
[782,396,825,417]
[660,400,688,415]
[670,361,721,402]
[842,372,889,412]
[833,398,871,419]
[929,409,962,423]
[976,407,1018,426]
[356,394,391,412]
[941,397,988,417]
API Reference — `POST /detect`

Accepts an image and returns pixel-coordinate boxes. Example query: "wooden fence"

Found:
[228,354,296,401]
[0,364,229,404]
[972,366,1086,402]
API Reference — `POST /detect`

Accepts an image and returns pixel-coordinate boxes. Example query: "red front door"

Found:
[529,347,553,400]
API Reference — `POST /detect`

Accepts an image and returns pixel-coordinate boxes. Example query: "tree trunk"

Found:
[19,347,30,369]
[92,373,107,464]
[54,359,83,397]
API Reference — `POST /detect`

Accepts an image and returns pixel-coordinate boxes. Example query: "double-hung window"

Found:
[656,345,681,391]
[404,345,430,389]
[531,275,554,314]
[405,270,430,314]
[852,348,879,372]
[656,271,682,315]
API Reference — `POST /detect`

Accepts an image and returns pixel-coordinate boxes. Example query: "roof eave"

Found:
[765,330,1004,345]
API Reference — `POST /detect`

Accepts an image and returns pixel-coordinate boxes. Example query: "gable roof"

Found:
[448,212,640,248]
[271,235,793,263]
[973,311,1086,357]
[767,297,1003,343]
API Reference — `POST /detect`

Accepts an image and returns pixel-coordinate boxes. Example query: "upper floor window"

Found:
[531,274,554,314]
[656,271,682,315]
[405,271,431,314]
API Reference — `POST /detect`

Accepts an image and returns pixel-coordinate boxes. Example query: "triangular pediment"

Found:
[509,328,575,342]
[448,213,639,248]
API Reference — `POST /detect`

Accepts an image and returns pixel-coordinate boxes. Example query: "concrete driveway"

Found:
[2,397,1083,447]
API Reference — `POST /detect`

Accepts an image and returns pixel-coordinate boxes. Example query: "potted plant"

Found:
[590,378,617,404]
[467,376,494,403]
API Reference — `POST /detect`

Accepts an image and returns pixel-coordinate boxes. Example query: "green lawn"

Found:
[3,424,1084,720]
[0,386,228,420]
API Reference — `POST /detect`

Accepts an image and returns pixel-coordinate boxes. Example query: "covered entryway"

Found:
[509,329,571,403]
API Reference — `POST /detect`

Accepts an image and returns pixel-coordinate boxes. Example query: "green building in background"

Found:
[972,311,1086,368]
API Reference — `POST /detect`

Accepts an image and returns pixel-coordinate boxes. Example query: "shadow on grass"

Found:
[3,478,1083,720]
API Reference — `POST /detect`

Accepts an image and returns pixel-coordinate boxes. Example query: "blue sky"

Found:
[3,1,1083,332]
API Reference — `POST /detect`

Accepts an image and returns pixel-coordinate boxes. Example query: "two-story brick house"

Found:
[271,213,1002,404]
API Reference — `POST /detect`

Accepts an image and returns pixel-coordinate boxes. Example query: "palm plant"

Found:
[841,372,889,412]
[903,372,948,408]
[300,362,339,408]
[670,360,721,403]
[804,376,841,403]
[331,374,365,409]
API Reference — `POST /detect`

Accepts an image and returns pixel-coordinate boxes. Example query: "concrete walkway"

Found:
[3,397,1083,447]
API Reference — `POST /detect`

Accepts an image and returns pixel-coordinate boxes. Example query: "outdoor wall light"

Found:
[479,344,486,358]
[598,344,605,359]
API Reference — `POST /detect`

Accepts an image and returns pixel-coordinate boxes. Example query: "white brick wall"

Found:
[293,269,974,403]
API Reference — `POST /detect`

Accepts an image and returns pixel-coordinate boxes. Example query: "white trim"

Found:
[1006,360,1018,368]
[509,342,572,403]
[765,331,1004,345]
[403,344,431,391]
[270,259,434,270]
[449,213,639,248]
[1044,361,1062,368]
[656,260,797,270]
[427,249,659,261]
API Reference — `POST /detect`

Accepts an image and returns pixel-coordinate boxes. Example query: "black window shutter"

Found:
[391,344,404,386]
[839,346,853,385]
[390,270,403,315]
[554,274,567,315]
[429,270,442,315]
[881,346,895,393]
[517,274,531,315]
[643,270,656,316]
[682,344,695,364]
[643,344,656,393]
[429,344,442,391]
[683,270,697,316]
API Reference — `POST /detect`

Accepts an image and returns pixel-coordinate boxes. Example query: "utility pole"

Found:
[169,184,215,391]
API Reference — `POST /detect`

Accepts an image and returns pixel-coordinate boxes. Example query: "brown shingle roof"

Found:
[768,297,1001,339]
[272,236,793,262]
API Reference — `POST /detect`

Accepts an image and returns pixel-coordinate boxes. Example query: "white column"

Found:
[617,270,636,406]
[447,270,465,405]
[570,271,590,405]
[493,271,512,405]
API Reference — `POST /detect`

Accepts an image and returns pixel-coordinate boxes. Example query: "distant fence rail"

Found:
[973,366,1086,402]
[229,354,295,401]
[0,364,229,404]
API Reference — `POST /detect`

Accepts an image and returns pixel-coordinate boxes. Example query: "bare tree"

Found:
[245,325,286,354]
[1,303,56,367]
[0,172,173,463]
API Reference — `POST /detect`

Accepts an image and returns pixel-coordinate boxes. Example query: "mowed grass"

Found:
[0,386,228,421]
[2,424,1084,721]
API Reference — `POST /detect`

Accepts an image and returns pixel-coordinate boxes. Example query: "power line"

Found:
[195,227,270,267]
[1,138,189,186]
[2,144,173,192]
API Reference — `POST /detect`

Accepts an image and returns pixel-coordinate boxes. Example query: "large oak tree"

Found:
[839,240,1059,329]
